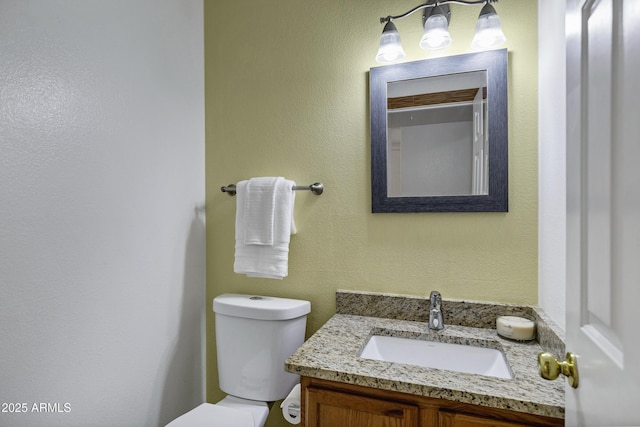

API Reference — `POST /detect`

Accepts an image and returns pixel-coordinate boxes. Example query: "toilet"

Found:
[166,293,311,427]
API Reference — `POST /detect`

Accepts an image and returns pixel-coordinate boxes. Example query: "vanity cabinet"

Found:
[438,412,528,427]
[306,387,418,427]
[301,377,563,427]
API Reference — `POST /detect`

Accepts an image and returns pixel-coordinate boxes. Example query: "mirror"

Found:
[370,49,508,212]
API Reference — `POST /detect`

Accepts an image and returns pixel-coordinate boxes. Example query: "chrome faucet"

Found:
[429,291,444,330]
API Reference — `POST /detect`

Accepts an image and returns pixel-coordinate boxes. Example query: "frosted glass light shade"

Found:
[376,21,406,63]
[471,5,506,50]
[419,12,452,50]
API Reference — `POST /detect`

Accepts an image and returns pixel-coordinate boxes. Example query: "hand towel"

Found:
[244,177,280,245]
[234,177,296,279]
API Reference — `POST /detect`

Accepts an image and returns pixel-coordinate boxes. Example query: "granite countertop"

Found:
[285,290,565,419]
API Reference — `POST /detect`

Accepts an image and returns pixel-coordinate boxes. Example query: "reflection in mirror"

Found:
[387,71,488,197]
[370,49,508,213]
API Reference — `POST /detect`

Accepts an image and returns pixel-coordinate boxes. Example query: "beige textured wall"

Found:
[204,0,537,423]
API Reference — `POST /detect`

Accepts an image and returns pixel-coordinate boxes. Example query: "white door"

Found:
[565,0,640,425]
[471,85,485,195]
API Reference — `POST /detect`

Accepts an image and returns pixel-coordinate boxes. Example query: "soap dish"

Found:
[496,316,536,342]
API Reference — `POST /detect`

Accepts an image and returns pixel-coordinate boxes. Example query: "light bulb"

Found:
[376,21,406,63]
[420,10,451,50]
[471,4,506,50]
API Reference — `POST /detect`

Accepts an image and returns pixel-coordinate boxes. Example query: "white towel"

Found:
[234,177,297,279]
[244,177,280,245]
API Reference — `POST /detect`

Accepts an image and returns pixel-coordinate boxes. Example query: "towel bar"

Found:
[220,182,324,196]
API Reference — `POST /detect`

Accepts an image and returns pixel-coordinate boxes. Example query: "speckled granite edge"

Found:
[286,314,565,419]
[531,307,565,358]
[336,289,565,357]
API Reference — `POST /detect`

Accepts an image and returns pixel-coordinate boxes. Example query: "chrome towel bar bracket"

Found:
[220,182,324,196]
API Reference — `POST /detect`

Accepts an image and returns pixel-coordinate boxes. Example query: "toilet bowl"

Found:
[166,396,269,427]
[165,294,310,427]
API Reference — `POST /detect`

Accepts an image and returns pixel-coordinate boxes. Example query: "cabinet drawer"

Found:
[305,386,419,427]
[440,411,539,427]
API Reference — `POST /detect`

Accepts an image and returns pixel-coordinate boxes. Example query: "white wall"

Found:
[538,0,567,329]
[0,1,205,426]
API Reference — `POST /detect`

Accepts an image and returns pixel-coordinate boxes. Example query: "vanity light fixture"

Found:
[420,5,452,50]
[376,0,506,64]
[375,21,406,63]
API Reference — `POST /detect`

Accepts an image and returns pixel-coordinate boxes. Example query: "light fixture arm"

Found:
[380,3,432,24]
[380,0,497,24]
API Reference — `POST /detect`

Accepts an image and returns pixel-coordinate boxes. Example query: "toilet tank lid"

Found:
[213,294,311,320]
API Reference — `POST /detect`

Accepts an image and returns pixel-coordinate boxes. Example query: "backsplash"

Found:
[335,290,565,358]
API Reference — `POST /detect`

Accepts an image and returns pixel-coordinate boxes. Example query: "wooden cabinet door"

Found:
[439,411,535,427]
[305,386,419,427]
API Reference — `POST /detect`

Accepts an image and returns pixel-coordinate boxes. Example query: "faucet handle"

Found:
[430,291,441,308]
[428,291,444,330]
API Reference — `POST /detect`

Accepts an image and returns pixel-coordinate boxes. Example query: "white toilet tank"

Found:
[213,294,310,402]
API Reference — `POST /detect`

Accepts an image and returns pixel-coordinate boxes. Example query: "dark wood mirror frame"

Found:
[370,49,508,213]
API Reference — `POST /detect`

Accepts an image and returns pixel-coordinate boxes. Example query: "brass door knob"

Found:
[538,352,579,389]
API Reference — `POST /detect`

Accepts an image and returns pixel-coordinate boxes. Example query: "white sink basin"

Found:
[360,335,513,379]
